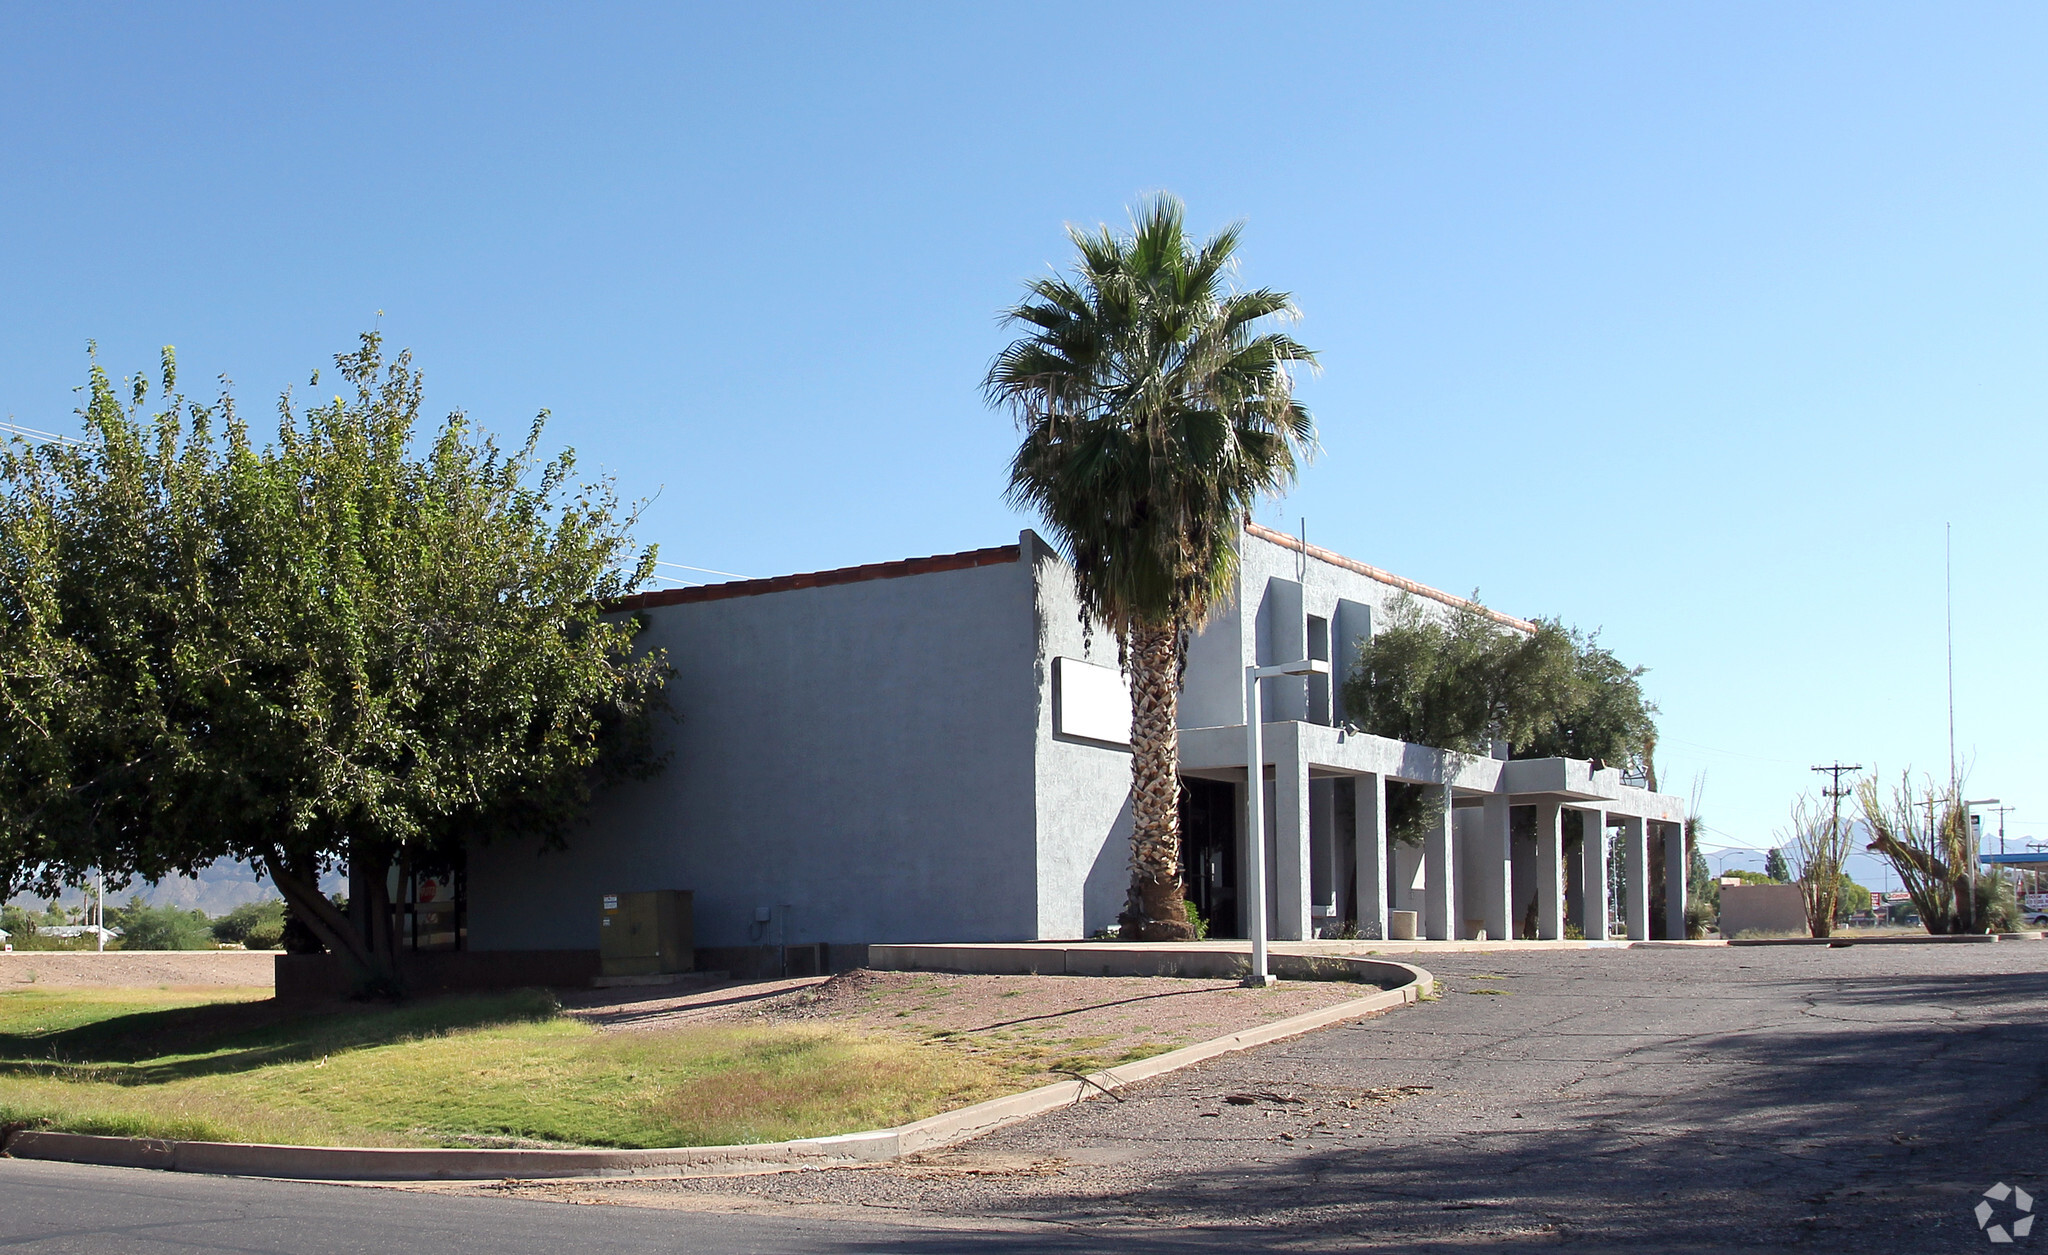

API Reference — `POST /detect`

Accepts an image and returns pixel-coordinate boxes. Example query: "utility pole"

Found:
[1811,762,1862,845]
[1988,804,2016,857]
[1811,763,1862,924]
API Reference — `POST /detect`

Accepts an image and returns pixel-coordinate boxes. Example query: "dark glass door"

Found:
[1179,777,1240,938]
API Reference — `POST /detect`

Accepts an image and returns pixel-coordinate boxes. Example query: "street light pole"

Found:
[1243,657,1329,988]
[1963,797,1998,931]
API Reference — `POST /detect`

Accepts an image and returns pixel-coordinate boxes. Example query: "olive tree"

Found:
[0,335,668,992]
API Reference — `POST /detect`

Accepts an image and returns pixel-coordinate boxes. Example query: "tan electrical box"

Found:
[599,890,694,977]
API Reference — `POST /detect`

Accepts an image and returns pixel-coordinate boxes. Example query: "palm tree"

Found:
[986,196,1317,941]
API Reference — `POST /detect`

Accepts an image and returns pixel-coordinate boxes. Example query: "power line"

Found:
[0,421,84,447]
[653,560,753,580]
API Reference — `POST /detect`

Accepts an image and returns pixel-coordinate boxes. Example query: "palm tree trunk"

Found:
[1123,622,1195,941]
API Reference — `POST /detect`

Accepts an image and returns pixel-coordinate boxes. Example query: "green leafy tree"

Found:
[106,896,213,950]
[987,196,1317,940]
[1835,878,1872,921]
[0,335,669,992]
[1342,596,1655,769]
[1341,595,1657,842]
[1764,848,1791,882]
[212,898,286,947]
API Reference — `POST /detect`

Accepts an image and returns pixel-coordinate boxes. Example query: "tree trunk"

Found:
[263,844,406,998]
[1121,622,1195,942]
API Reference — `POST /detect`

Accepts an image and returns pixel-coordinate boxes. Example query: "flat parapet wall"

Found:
[1718,884,1809,938]
[867,942,1429,994]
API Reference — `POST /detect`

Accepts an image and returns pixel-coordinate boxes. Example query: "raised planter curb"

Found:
[0,959,1431,1182]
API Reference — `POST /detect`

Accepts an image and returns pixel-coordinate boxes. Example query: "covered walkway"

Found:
[1178,721,1690,944]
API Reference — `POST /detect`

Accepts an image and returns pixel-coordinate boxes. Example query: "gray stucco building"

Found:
[466,524,1687,965]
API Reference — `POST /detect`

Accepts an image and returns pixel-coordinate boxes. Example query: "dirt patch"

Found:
[0,951,275,988]
[565,968,1373,1082]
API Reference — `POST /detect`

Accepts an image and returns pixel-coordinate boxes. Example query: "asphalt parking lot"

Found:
[553,941,2048,1252]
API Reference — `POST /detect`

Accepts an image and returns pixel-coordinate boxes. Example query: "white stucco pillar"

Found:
[1423,785,1456,941]
[1274,738,1311,942]
[1310,777,1338,931]
[1355,773,1389,941]
[1663,821,1689,939]
[1622,815,1650,941]
[1580,809,1609,941]
[1536,800,1565,941]
[1479,794,1513,942]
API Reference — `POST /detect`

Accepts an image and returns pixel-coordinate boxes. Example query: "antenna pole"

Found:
[1946,523,1957,794]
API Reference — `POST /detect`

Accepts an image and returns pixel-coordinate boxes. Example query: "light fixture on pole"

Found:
[1243,656,1329,988]
[1964,797,1998,926]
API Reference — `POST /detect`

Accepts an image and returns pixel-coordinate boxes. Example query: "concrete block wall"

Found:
[467,547,1043,953]
[1180,529,1457,734]
[1027,535,1139,940]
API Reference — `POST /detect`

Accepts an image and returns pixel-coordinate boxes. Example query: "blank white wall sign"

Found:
[1054,656,1131,748]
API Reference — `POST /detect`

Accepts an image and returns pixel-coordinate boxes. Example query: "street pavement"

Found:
[1,943,2044,1252]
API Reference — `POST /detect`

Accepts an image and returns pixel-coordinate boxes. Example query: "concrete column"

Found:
[1579,809,1609,940]
[1622,815,1650,941]
[1536,800,1565,940]
[1274,739,1311,942]
[1663,821,1689,940]
[1354,773,1388,941]
[1479,794,1513,942]
[1423,785,1457,941]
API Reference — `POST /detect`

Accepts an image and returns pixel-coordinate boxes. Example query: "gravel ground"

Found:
[444,944,2048,1252]
[0,950,275,988]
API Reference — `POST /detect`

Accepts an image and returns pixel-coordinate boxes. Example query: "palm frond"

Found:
[985,195,1317,641]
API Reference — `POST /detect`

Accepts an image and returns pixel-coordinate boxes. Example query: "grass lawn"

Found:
[0,986,1019,1149]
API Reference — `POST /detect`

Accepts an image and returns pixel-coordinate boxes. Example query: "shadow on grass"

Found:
[0,989,562,1085]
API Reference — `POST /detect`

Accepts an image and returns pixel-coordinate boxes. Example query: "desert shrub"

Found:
[1683,899,1712,940]
[1979,875,2022,933]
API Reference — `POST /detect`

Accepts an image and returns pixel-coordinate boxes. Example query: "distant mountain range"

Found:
[8,860,342,917]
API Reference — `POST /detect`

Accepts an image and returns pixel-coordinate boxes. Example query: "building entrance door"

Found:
[1178,777,1240,938]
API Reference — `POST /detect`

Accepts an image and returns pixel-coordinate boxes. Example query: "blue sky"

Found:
[3,2,2044,881]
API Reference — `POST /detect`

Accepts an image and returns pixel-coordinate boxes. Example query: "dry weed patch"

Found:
[0,969,1369,1150]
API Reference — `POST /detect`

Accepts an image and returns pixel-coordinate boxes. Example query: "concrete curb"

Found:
[0,961,1431,1182]
[867,942,1434,988]
[1726,933,2030,947]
